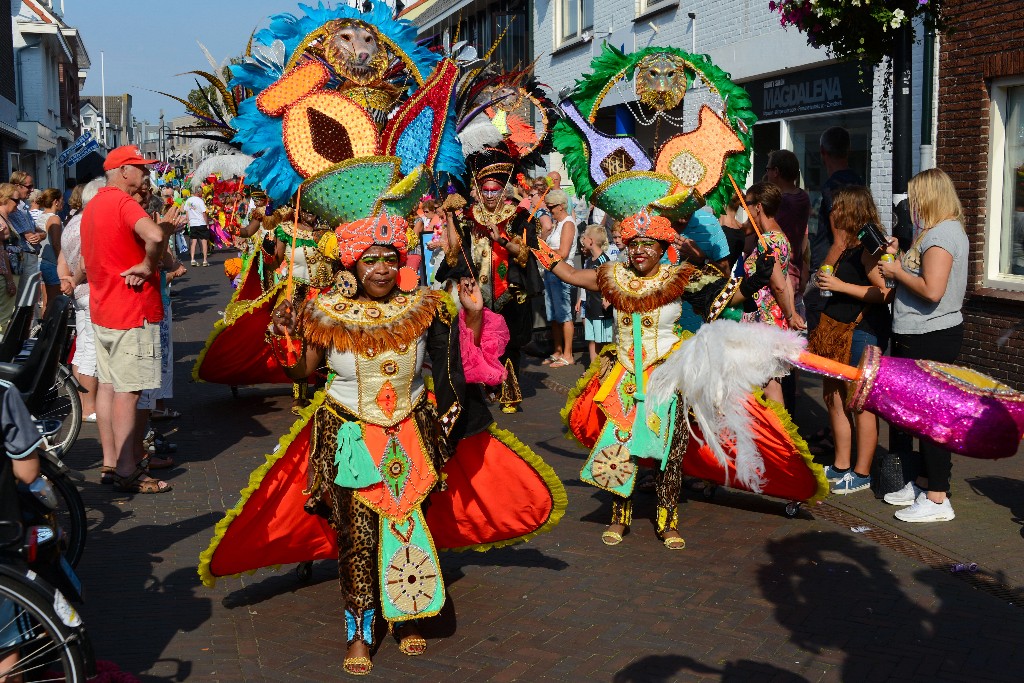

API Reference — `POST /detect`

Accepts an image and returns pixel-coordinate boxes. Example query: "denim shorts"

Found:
[543,271,573,323]
[850,328,887,365]
[40,259,60,285]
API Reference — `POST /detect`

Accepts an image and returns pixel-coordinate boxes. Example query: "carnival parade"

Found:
[1,0,1024,680]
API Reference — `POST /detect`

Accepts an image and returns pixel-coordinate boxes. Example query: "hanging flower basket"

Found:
[769,0,948,66]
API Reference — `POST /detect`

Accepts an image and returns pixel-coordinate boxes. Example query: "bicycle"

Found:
[0,487,95,682]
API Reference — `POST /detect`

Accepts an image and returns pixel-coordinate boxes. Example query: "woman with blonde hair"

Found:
[815,186,892,494]
[0,183,21,332]
[878,168,968,523]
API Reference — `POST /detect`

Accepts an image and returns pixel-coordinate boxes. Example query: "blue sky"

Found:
[65,0,300,125]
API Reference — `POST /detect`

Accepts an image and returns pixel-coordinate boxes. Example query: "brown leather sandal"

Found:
[112,459,173,494]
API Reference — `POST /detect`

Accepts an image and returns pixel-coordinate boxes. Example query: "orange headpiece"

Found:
[618,210,676,244]
[335,211,409,269]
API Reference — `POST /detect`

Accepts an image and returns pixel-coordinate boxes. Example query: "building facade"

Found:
[11,0,88,190]
[936,1,1024,387]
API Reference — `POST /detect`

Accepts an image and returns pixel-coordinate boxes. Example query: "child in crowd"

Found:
[608,223,624,262]
[576,224,614,362]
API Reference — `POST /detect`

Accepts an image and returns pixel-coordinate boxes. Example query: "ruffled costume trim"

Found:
[299,288,448,354]
[191,280,293,385]
[597,262,695,313]
[198,390,567,586]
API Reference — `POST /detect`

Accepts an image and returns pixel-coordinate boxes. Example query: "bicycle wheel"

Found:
[0,572,90,682]
[40,460,87,568]
[36,365,82,456]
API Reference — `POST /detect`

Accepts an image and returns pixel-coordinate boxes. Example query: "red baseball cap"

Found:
[103,145,158,171]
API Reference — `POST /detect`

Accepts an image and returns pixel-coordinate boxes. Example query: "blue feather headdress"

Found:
[228,1,463,206]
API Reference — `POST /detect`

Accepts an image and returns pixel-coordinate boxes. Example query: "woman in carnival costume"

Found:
[268,204,338,410]
[197,2,565,675]
[544,44,828,548]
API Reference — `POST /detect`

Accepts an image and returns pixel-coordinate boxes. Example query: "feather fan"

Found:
[645,320,806,492]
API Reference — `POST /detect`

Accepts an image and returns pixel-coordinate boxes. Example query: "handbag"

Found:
[807,310,863,363]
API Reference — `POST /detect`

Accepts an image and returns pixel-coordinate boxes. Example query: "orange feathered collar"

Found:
[597,262,696,313]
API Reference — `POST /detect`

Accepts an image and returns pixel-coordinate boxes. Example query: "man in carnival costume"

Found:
[436,143,543,412]
[197,2,565,675]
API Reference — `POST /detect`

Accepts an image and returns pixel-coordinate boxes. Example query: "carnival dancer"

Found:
[548,43,828,549]
[200,213,565,674]
[198,2,565,674]
[436,145,543,412]
[269,205,337,410]
[535,212,772,547]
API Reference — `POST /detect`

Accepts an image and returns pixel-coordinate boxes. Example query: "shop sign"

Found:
[743,62,872,119]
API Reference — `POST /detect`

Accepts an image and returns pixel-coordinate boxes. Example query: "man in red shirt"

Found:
[81,146,180,494]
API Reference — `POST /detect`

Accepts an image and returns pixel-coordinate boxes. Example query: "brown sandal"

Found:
[112,459,173,494]
[100,466,116,485]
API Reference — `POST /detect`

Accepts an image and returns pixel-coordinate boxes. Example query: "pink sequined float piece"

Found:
[848,346,1024,460]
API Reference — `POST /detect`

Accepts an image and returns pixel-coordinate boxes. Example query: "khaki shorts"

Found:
[93,321,162,393]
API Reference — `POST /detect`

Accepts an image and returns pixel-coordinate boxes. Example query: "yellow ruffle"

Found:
[196,390,328,588]
[441,423,568,553]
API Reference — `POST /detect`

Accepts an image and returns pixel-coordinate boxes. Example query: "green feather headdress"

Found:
[552,44,756,217]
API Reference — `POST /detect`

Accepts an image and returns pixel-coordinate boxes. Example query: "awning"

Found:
[412,0,475,31]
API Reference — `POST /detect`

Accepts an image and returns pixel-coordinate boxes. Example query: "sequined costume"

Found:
[565,260,740,536]
[274,219,337,402]
[198,274,566,642]
[196,2,566,661]
[548,43,828,544]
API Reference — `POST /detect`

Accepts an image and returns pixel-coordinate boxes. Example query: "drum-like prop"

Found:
[844,346,1024,459]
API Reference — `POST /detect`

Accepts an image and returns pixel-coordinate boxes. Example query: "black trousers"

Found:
[888,324,964,493]
[498,295,533,378]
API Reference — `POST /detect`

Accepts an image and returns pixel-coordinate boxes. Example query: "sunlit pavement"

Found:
[65,252,1024,682]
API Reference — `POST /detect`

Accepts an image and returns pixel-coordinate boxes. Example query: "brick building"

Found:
[937,2,1024,387]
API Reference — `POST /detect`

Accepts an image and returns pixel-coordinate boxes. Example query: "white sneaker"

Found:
[83,413,97,423]
[894,496,955,523]
[883,481,923,506]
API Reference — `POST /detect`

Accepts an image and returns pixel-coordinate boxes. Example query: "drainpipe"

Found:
[919,27,936,171]
[14,40,43,121]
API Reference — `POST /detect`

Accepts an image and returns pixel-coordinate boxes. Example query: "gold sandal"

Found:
[398,634,427,656]
[342,656,372,676]
[601,526,627,546]
[662,535,686,550]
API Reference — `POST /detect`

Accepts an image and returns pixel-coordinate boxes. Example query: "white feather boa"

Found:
[645,320,806,492]
[190,153,254,191]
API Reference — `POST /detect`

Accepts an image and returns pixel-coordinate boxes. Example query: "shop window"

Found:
[988,80,1024,288]
[787,113,871,236]
[558,0,593,45]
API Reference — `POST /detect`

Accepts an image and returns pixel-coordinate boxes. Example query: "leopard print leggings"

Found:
[609,401,689,536]
[307,395,450,644]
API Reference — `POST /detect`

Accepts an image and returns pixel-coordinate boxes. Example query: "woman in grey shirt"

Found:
[878,168,968,524]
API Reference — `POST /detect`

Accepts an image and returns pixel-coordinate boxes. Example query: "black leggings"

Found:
[888,324,964,493]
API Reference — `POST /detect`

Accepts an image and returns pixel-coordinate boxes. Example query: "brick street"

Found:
[64,254,1024,682]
